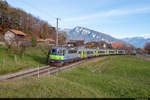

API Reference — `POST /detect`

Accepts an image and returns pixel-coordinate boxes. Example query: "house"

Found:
[4,29,26,40]
[111,43,125,49]
[99,41,112,49]
[4,29,27,46]
[67,40,84,47]
[85,41,112,49]
[6,29,26,36]
[37,38,55,44]
[85,41,99,48]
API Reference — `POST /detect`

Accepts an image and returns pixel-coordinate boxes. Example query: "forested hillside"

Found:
[0,0,57,40]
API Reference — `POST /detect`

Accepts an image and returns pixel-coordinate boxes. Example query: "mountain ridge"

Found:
[62,26,125,44]
[122,37,150,48]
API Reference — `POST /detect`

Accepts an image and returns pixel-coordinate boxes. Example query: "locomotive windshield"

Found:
[50,48,65,55]
[51,49,57,54]
[58,50,65,55]
[58,50,63,54]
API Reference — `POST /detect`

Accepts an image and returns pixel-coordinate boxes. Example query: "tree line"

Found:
[0,0,67,59]
[0,0,57,40]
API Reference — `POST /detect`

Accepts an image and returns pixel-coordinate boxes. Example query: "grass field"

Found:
[0,56,150,98]
[0,46,47,75]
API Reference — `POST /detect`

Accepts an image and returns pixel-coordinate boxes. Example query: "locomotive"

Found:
[47,46,126,66]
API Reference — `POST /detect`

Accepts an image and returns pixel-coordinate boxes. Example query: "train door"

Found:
[107,49,109,55]
[93,50,95,56]
[117,50,119,54]
[81,50,84,59]
[84,50,86,58]
[124,50,126,54]
[96,50,98,56]
[105,50,107,55]
[115,50,117,54]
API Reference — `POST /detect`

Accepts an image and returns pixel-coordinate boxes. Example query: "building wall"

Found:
[4,31,15,45]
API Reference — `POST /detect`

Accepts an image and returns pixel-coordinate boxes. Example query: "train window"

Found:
[58,50,63,54]
[87,51,90,54]
[109,51,115,53]
[118,51,123,53]
[51,49,56,54]
[87,51,92,54]
[89,51,92,54]
[99,51,105,53]
[63,50,65,55]
[68,50,71,54]
[68,50,77,54]
[78,51,81,54]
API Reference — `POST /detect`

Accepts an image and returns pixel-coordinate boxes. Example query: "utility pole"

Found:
[56,18,61,46]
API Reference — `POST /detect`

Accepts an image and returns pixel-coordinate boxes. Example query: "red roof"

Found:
[10,29,26,36]
[111,43,125,48]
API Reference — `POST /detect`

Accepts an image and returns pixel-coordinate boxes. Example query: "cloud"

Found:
[63,7,150,23]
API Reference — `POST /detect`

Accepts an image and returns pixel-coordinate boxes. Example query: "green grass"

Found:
[0,56,150,98]
[0,46,47,75]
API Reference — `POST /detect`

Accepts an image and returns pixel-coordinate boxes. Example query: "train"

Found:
[47,46,126,66]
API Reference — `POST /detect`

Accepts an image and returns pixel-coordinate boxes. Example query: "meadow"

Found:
[0,55,150,98]
[0,46,47,75]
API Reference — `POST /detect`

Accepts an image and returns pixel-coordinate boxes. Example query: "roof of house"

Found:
[111,43,125,48]
[9,29,26,36]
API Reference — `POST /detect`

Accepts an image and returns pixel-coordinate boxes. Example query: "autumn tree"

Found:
[41,22,48,39]
[0,0,9,33]
[0,0,62,46]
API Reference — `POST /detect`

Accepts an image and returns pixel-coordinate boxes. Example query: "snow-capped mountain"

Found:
[63,26,124,43]
[122,37,150,48]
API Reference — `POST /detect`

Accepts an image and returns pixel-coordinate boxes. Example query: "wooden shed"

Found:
[4,29,27,46]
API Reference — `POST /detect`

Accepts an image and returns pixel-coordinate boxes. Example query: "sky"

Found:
[6,0,150,39]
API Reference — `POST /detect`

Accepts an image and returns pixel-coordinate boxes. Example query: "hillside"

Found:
[0,56,150,98]
[0,46,47,75]
[0,0,56,40]
[63,26,125,43]
[122,37,150,48]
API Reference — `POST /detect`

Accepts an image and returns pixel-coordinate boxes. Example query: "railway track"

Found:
[0,60,84,82]
[0,55,117,82]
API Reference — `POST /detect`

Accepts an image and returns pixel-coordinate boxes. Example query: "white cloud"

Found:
[63,7,150,23]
